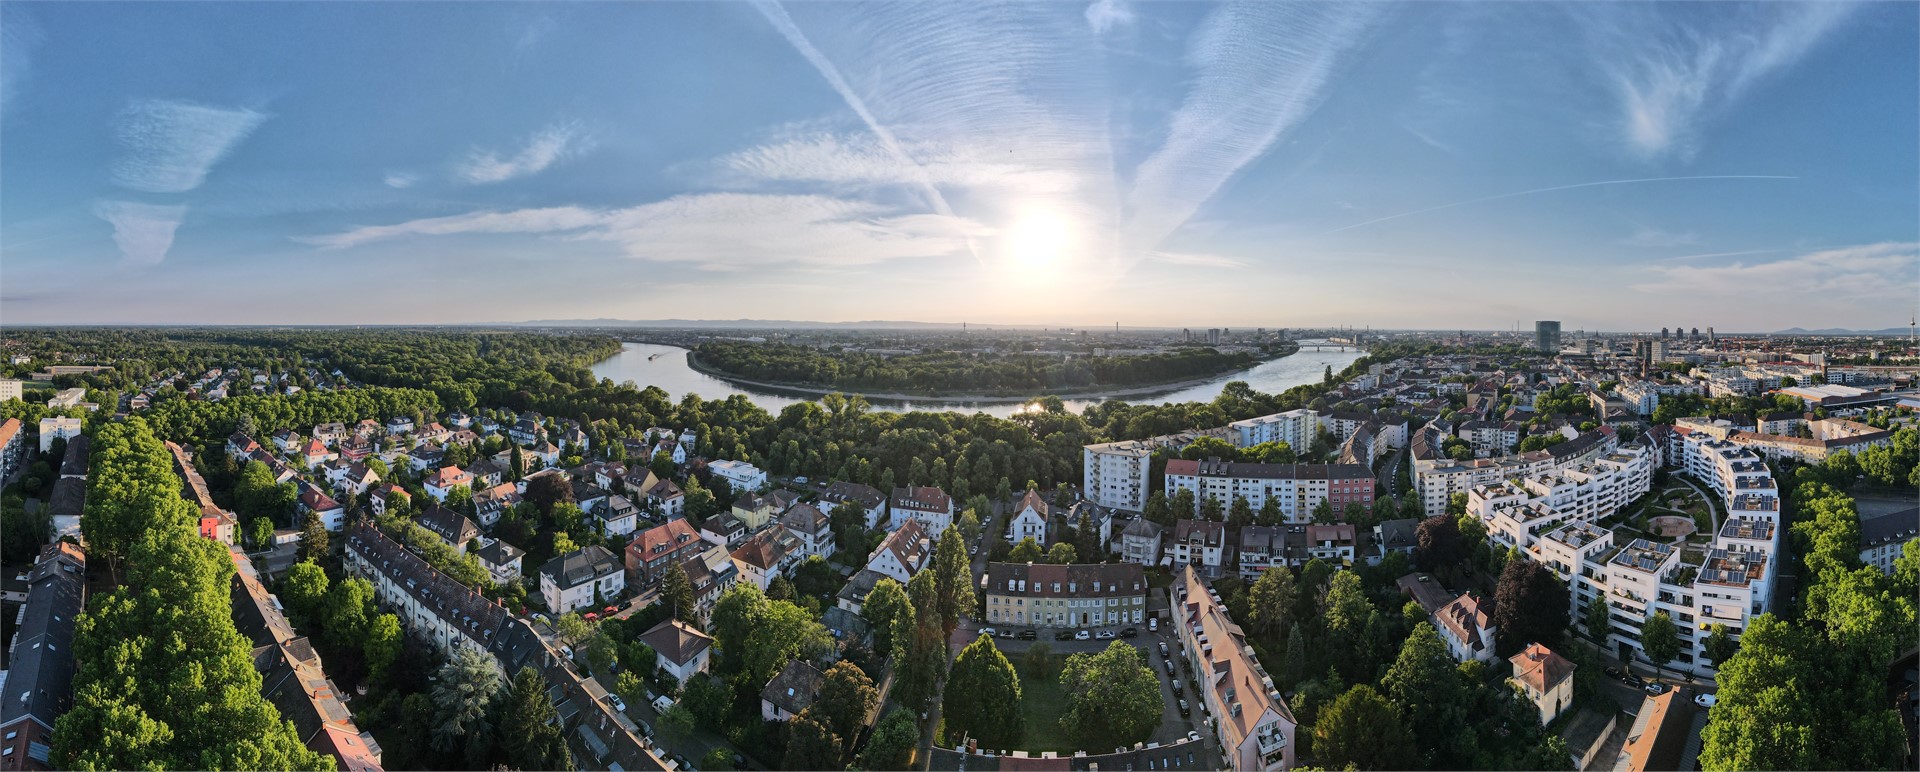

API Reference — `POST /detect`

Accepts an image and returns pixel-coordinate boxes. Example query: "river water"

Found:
[589,341,1366,419]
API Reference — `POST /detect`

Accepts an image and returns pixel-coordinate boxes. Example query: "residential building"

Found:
[1411,427,1620,518]
[1120,518,1164,568]
[700,513,748,548]
[0,544,86,772]
[813,481,888,530]
[36,417,80,453]
[1859,507,1919,573]
[731,526,802,591]
[864,519,932,584]
[299,484,347,532]
[760,660,824,722]
[1304,523,1357,567]
[888,485,954,538]
[0,379,21,402]
[1173,566,1296,771]
[424,465,475,502]
[469,482,519,527]
[1082,440,1153,513]
[779,503,834,560]
[1618,691,1698,772]
[708,459,767,493]
[0,418,23,484]
[1164,460,1374,523]
[588,494,640,538]
[1237,525,1289,579]
[626,519,706,586]
[1005,489,1051,544]
[731,492,779,532]
[1434,593,1497,663]
[1171,519,1230,578]
[979,562,1147,628]
[538,546,626,614]
[635,618,714,685]
[1228,409,1320,450]
[417,505,481,552]
[301,439,337,469]
[1373,519,1419,564]
[472,538,525,587]
[1508,643,1575,726]
[44,388,86,410]
[679,546,740,622]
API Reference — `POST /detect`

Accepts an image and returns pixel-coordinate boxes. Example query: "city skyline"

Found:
[2,1,1915,329]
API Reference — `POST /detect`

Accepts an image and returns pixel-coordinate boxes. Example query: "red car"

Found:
[604,605,618,615]
[584,612,599,622]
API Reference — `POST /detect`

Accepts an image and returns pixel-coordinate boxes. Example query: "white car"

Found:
[1148,617,1158,632]
[1694,693,1718,708]
[1095,630,1116,640]
[606,694,627,713]
[1073,630,1092,641]
[978,627,998,637]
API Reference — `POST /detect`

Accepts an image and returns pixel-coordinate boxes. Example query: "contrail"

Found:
[1317,175,1798,236]
[749,0,981,263]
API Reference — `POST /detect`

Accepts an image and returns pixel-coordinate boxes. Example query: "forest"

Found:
[691,341,1284,395]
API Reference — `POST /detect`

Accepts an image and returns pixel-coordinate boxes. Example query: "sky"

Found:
[2,1,1915,332]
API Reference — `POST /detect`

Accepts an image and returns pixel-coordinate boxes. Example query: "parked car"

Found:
[604,605,619,615]
[1074,630,1092,641]
[1017,630,1037,640]
[606,694,627,713]
[1177,699,1190,716]
[1159,641,1169,656]
[1095,630,1116,640]
[1694,693,1718,708]
[583,612,599,622]
[1644,681,1668,695]
[978,627,997,637]
[996,629,1015,639]
[1187,730,1202,743]
[1603,667,1623,680]
[1148,617,1158,632]
[1055,630,1073,641]
[1121,627,1138,638]
[1165,659,1177,677]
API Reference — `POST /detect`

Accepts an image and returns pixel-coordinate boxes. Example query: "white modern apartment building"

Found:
[38,416,82,453]
[1173,567,1296,771]
[708,459,766,493]
[1467,445,1654,549]
[1680,437,1779,511]
[1083,440,1153,513]
[1163,460,1374,524]
[1228,409,1320,450]
[1616,380,1660,415]
[1410,427,1620,518]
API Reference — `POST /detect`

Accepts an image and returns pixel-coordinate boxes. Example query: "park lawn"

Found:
[1017,676,1076,752]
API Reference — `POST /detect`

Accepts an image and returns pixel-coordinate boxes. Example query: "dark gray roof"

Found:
[538,546,622,590]
[58,435,90,479]
[760,659,824,716]
[1860,507,1920,549]
[418,504,481,546]
[0,544,86,733]
[473,538,526,566]
[47,477,86,518]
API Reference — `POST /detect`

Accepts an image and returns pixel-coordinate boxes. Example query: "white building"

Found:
[1006,489,1051,544]
[888,486,953,538]
[1163,459,1375,523]
[1082,440,1153,513]
[538,546,626,614]
[38,417,82,453]
[0,379,22,402]
[708,460,767,493]
[1410,427,1620,518]
[1227,409,1321,450]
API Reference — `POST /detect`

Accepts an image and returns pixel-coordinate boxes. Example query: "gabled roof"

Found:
[474,538,526,567]
[539,546,622,590]
[1436,593,1493,654]
[1509,642,1575,695]
[760,659,824,716]
[0,543,86,733]
[418,505,481,546]
[635,618,713,666]
[890,486,952,513]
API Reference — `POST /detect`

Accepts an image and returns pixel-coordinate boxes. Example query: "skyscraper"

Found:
[1535,321,1561,353]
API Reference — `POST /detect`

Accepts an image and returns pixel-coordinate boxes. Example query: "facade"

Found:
[1434,593,1497,663]
[1164,459,1375,523]
[1171,519,1230,578]
[1411,427,1619,518]
[417,505,481,551]
[779,503,834,560]
[708,459,767,492]
[626,519,707,586]
[1082,440,1153,513]
[1508,643,1575,726]
[0,419,25,485]
[888,486,954,538]
[864,519,932,584]
[1173,566,1296,771]
[538,546,626,614]
[635,618,714,685]
[36,417,80,453]
[1535,320,1561,353]
[1237,525,1290,579]
[1859,507,1919,573]
[730,526,802,591]
[1304,524,1357,567]
[1120,518,1164,568]
[979,562,1147,629]
[814,481,888,530]
[1228,409,1320,450]
[1005,489,1051,544]
[472,538,526,587]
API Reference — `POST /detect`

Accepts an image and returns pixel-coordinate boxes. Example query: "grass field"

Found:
[1017,675,1075,751]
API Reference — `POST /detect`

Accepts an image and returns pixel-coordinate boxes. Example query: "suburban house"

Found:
[406,444,445,472]
[1006,489,1052,544]
[834,569,890,614]
[709,459,767,493]
[1171,519,1230,578]
[888,486,953,538]
[300,439,336,469]
[473,538,526,587]
[271,428,301,453]
[312,422,349,446]
[370,484,411,517]
[470,483,521,527]
[814,481,888,530]
[730,527,802,591]
[679,546,740,622]
[417,505,482,552]
[588,494,640,538]
[646,479,685,520]
[731,493,779,532]
[626,519,707,586]
[700,513,748,548]
[298,483,347,531]
[779,503,834,560]
[1435,593,1498,663]
[538,546,626,614]
[759,660,824,722]
[385,416,414,435]
[1373,519,1420,565]
[1305,523,1358,567]
[1120,518,1164,568]
[979,562,1148,629]
[424,465,475,502]
[635,618,714,685]
[1508,643,1576,725]
[1237,525,1290,579]
[864,519,932,584]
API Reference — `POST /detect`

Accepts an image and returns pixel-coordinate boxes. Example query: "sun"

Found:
[998,204,1078,280]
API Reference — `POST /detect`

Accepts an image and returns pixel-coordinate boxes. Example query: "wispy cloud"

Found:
[299,194,986,269]
[1148,250,1247,268]
[0,6,43,116]
[717,133,1081,196]
[111,99,269,193]
[1622,226,1699,249]
[1319,175,1795,236]
[1085,0,1134,35]
[456,122,588,184]
[383,172,420,189]
[1124,2,1384,257]
[1634,242,1917,299]
[1586,3,1856,159]
[95,201,187,266]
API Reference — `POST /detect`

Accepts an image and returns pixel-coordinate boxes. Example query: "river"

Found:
[589,341,1366,419]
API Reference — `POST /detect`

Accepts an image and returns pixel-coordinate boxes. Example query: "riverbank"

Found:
[681,348,1308,404]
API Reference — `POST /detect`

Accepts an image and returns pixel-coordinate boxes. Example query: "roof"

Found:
[58,434,90,478]
[1175,566,1295,758]
[631,519,703,562]
[1014,489,1050,518]
[1619,691,1697,772]
[1859,507,1920,549]
[760,659,824,716]
[730,527,797,571]
[0,418,19,450]
[780,502,829,532]
[1377,518,1420,550]
[702,512,746,535]
[635,618,714,666]
[538,546,622,590]
[473,537,526,567]
[890,485,952,513]
[1436,593,1493,655]
[417,505,481,546]
[1508,643,1575,694]
[0,544,86,733]
[1163,459,1374,481]
[815,480,885,510]
[47,477,86,518]
[982,562,1147,597]
[1306,523,1356,545]
[1172,518,1227,546]
[870,519,931,571]
[1121,518,1163,539]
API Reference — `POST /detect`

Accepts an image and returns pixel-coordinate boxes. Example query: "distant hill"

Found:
[1773,327,1912,336]
[512,318,969,330]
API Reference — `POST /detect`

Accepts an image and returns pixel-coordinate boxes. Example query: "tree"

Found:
[554,613,592,650]
[1700,614,1906,771]
[783,711,841,771]
[1313,684,1417,771]
[431,646,502,756]
[1258,496,1284,526]
[944,635,1024,747]
[1009,536,1044,563]
[1245,566,1296,637]
[1046,542,1078,564]
[364,613,403,684]
[1702,623,1738,668]
[700,748,734,771]
[1414,514,1465,573]
[814,661,880,747]
[709,583,831,688]
[249,516,275,550]
[1640,611,1679,678]
[894,571,949,710]
[1381,623,1472,767]
[524,471,574,515]
[298,510,330,562]
[859,708,919,771]
[1323,571,1371,639]
[282,559,331,627]
[1228,495,1255,527]
[650,450,676,480]
[323,576,375,651]
[861,578,912,657]
[1492,558,1570,656]
[498,666,570,772]
[550,530,578,557]
[1585,594,1612,641]
[933,526,974,633]
[682,674,732,730]
[1059,641,1161,749]
[660,560,697,623]
[1143,491,1172,526]
[1199,494,1225,521]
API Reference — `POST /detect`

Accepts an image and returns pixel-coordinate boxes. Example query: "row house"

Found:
[1163,460,1375,524]
[1172,567,1296,771]
[0,544,87,772]
[980,562,1148,629]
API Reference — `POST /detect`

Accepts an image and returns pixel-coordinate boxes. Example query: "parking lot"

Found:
[950,617,1203,745]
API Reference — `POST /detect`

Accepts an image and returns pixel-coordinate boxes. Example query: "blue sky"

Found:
[3,1,1914,331]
